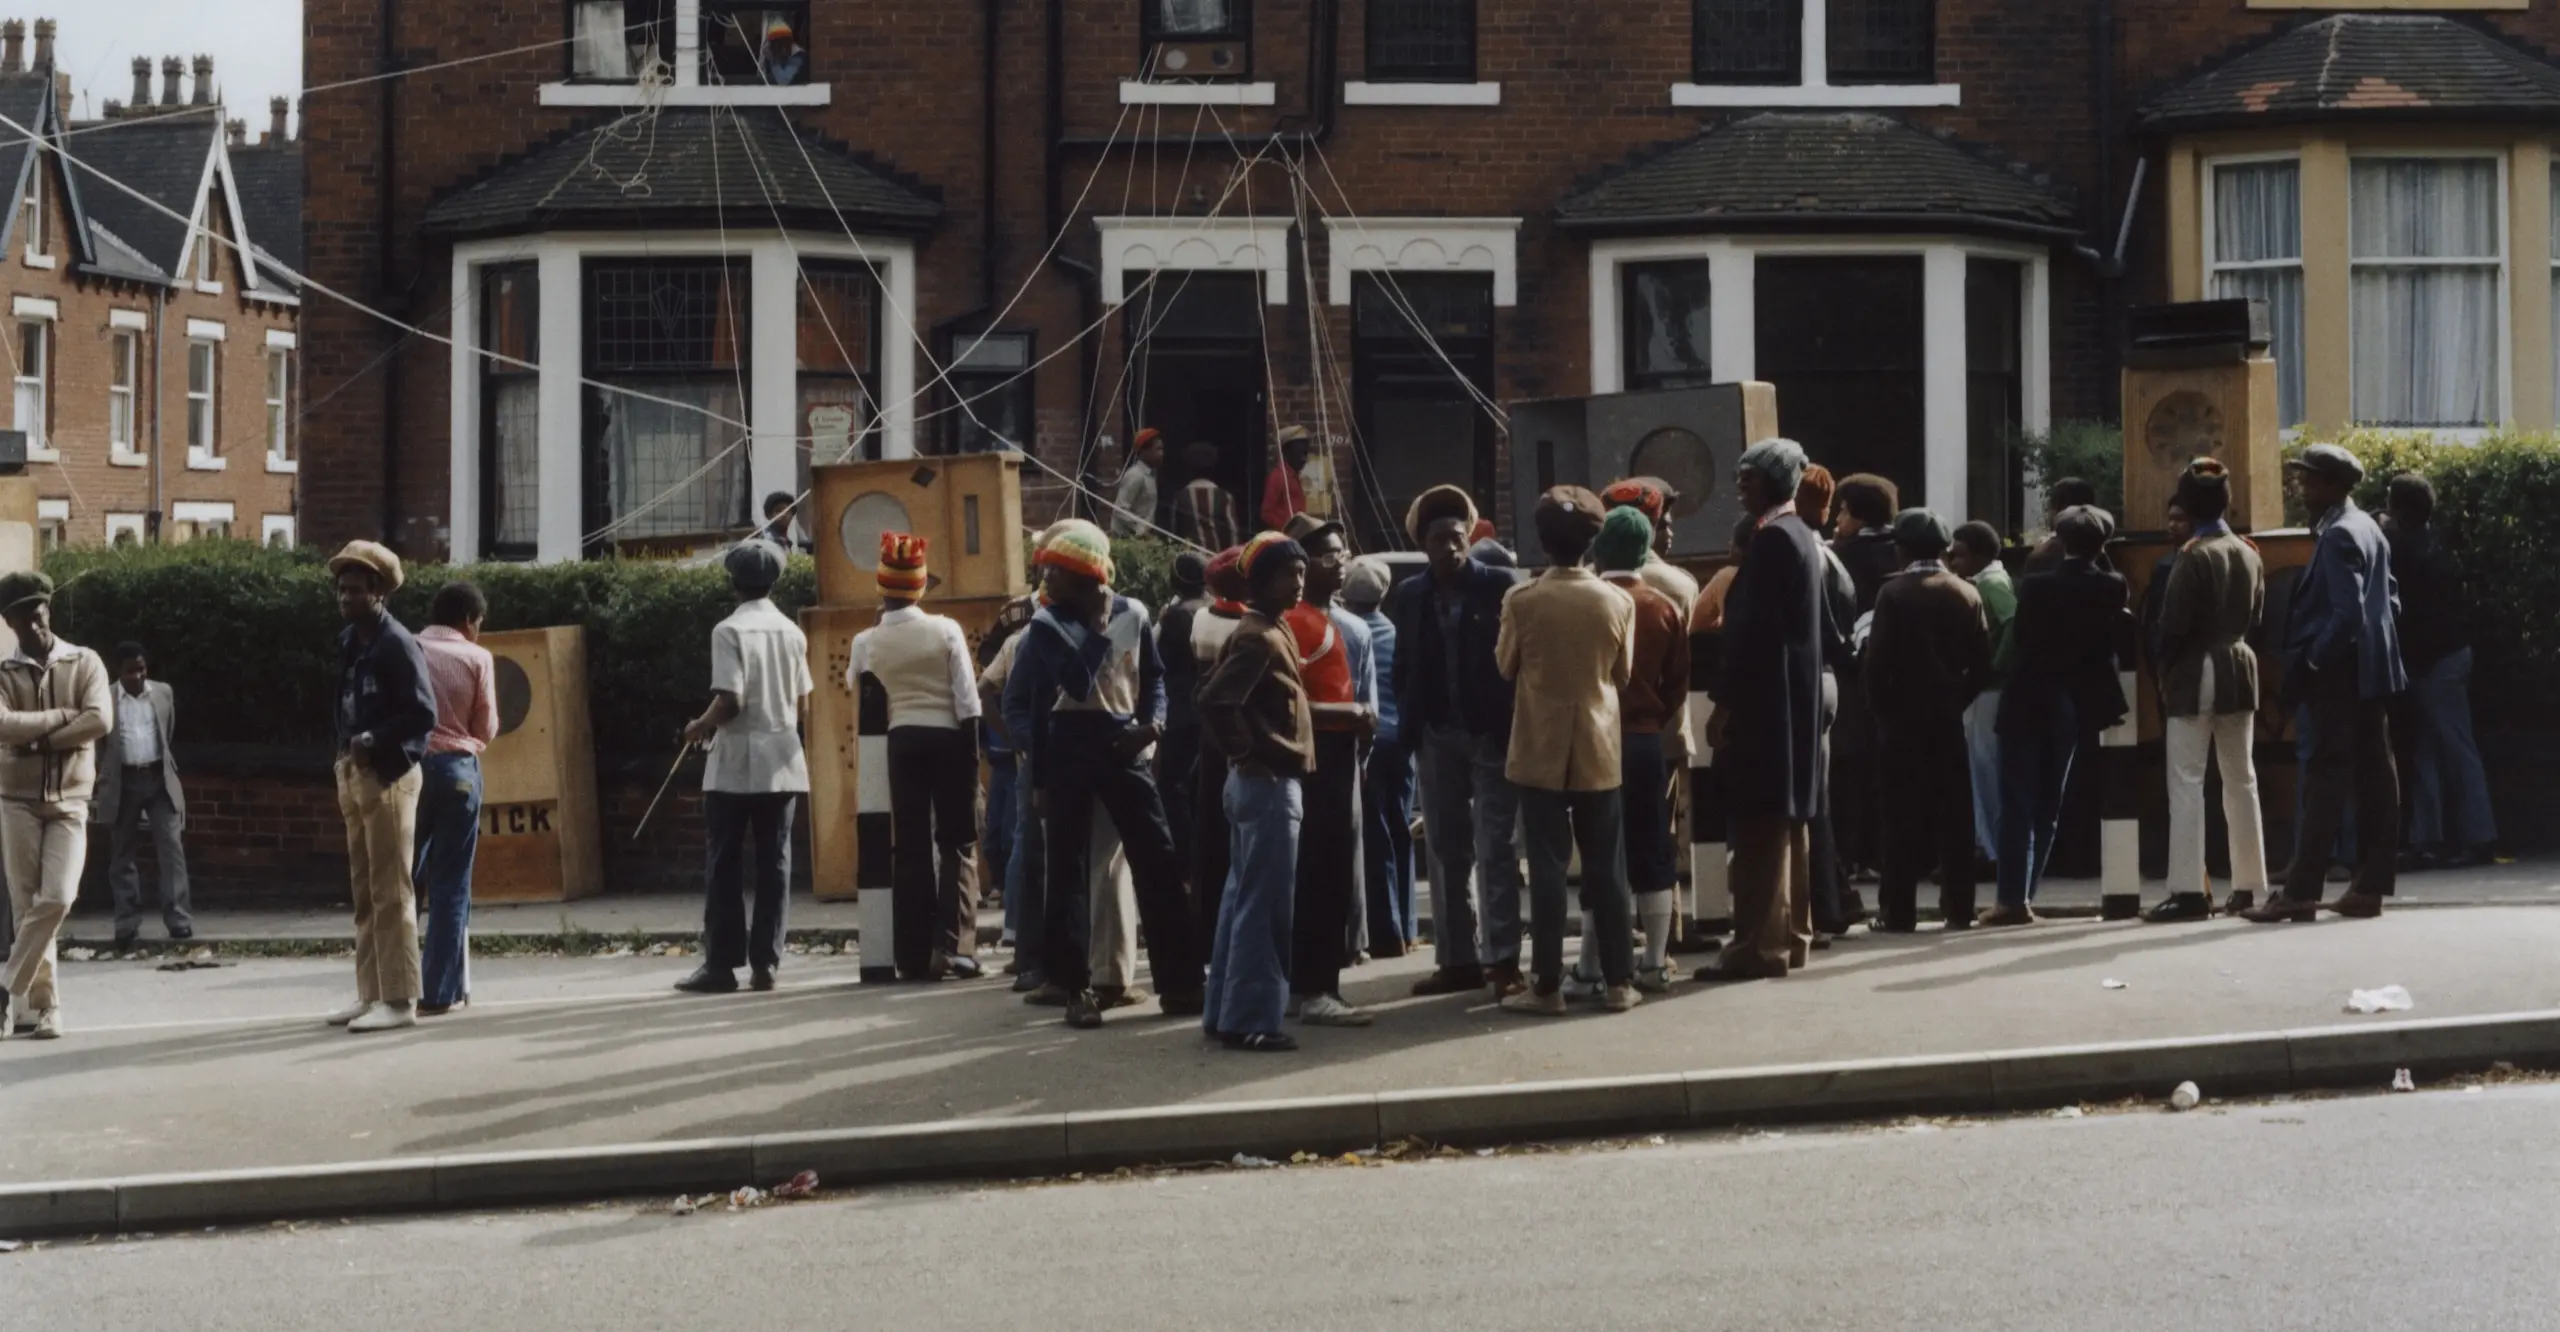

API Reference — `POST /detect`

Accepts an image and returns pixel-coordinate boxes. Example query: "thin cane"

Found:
[631,744,696,843]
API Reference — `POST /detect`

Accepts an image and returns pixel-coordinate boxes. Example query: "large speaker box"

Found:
[2120,300,2284,535]
[812,453,1024,607]
[473,626,605,903]
[1507,383,1779,562]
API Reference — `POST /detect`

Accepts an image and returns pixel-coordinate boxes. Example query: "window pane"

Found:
[268,349,288,402]
[492,377,541,549]
[189,399,209,450]
[2351,159,2499,260]
[18,322,39,378]
[189,341,213,393]
[111,332,133,390]
[796,264,877,375]
[1621,261,1713,390]
[950,370,1030,455]
[2214,161,2300,263]
[586,262,746,372]
[1355,272,1492,341]
[1154,0,1237,37]
[1367,0,1472,81]
[572,1,634,80]
[2352,266,2499,426]
[592,378,748,538]
[1693,0,1799,82]
[485,265,540,366]
[1827,0,1933,84]
[2214,266,2306,426]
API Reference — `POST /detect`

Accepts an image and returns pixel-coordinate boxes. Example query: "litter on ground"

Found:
[2347,985,2415,1014]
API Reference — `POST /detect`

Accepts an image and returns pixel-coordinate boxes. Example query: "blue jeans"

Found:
[1361,736,1417,953]
[2408,646,2497,850]
[983,754,1017,916]
[412,752,482,1009]
[1964,690,2001,859]
[1002,754,1041,968]
[1996,694,2078,909]
[1414,725,1524,969]
[1204,767,1299,1040]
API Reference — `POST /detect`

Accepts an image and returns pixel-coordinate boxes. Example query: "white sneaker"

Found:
[1599,985,1641,1014]
[346,1001,417,1033]
[1560,966,1604,1002]
[1296,994,1374,1027]
[326,999,371,1027]
[0,994,15,1041]
[28,1005,61,1039]
[1634,963,1678,995]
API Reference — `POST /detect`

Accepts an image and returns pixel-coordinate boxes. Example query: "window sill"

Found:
[1344,81,1501,107]
[265,454,298,474]
[20,252,52,270]
[22,444,56,464]
[194,281,224,296]
[1119,80,1276,106]
[186,451,226,472]
[537,81,832,108]
[109,448,146,468]
[1671,82,1960,108]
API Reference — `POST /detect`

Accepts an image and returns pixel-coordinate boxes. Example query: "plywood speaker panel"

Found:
[473,626,604,903]
[803,597,1014,902]
[2121,358,2283,536]
[1507,383,1779,563]
[813,453,1026,608]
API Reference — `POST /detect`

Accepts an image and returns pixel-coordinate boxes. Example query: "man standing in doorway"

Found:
[850,533,984,980]
[1387,485,1527,997]
[1112,429,1166,538]
[675,541,813,995]
[2246,444,2403,922]
[325,543,438,1033]
[0,572,112,1042]
[99,642,190,952]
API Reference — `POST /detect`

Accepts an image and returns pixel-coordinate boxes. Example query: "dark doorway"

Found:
[1129,274,1266,536]
[1753,255,1925,502]
[1351,273,1496,553]
[1966,257,2025,534]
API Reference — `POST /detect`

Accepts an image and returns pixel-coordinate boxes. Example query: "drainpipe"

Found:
[377,0,402,546]
[149,285,165,526]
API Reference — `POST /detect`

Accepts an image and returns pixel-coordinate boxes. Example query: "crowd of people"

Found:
[0,433,2495,1049]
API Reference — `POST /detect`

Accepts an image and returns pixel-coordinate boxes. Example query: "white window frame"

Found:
[2202,150,2307,429]
[35,497,65,551]
[540,0,833,107]
[1119,80,1278,106]
[1674,1,1960,108]
[1586,232,2051,527]
[190,223,222,293]
[1344,81,1501,107]
[104,512,146,546]
[264,337,296,473]
[11,311,49,462]
[169,499,236,544]
[2345,148,2509,437]
[18,152,49,269]
[261,513,297,548]
[185,337,222,469]
[107,326,142,464]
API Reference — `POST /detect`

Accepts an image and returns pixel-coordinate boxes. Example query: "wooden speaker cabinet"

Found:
[472,626,605,903]
[2120,353,2283,535]
[812,453,1024,608]
[1508,383,1779,562]
[802,596,1016,903]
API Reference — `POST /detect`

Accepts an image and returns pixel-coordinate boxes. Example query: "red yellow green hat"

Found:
[878,531,928,598]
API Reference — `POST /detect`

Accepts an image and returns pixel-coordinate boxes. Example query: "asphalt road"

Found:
[11,1084,2557,1331]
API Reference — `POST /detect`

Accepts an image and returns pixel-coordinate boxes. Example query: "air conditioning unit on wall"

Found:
[1148,40,1246,79]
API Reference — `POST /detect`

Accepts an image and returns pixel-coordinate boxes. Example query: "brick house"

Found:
[0,32,301,549]
[296,1,2560,567]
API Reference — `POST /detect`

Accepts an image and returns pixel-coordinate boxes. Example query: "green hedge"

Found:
[41,533,1195,761]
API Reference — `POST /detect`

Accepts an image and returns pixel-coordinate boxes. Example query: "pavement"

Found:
[10,1083,2557,1331]
[10,899,2560,1193]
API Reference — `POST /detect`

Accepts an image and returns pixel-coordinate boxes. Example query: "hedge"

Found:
[39,532,1194,762]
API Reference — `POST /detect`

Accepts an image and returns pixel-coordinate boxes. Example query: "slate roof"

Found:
[0,71,49,255]
[63,109,218,280]
[1556,112,2076,241]
[229,138,302,283]
[2139,15,2560,132]
[421,109,941,238]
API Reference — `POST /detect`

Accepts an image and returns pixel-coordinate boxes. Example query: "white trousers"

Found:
[2164,673,2269,899]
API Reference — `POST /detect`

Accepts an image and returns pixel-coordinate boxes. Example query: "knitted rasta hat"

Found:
[1238,532,1307,590]
[878,531,929,598]
[1206,545,1249,604]
[1034,518,1113,585]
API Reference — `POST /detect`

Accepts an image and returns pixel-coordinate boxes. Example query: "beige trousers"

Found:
[2165,675,2270,901]
[3,797,88,1008]
[337,758,424,1004]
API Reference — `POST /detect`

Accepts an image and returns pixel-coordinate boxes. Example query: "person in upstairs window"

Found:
[414,581,499,1016]
[761,20,806,86]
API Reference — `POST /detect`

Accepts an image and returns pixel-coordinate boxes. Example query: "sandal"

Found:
[1220,1031,1299,1053]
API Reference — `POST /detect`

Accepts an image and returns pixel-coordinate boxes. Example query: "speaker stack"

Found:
[1506,382,1779,563]
[800,454,1029,982]
[472,626,605,903]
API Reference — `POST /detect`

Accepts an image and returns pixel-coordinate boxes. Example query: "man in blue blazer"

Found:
[2246,444,2403,922]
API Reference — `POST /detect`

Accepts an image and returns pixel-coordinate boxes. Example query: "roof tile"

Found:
[2139,16,2560,131]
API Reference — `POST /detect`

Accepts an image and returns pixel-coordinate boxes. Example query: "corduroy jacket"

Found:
[0,639,114,805]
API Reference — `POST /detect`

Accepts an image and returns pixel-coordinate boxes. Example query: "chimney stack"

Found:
[159,55,181,107]
[130,56,150,111]
[3,22,25,74]
[31,18,52,71]
[190,54,212,106]
[268,96,288,143]
[225,117,243,146]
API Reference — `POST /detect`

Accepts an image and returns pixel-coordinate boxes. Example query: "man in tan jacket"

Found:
[2147,459,2270,921]
[1497,487,1638,1016]
[0,571,114,1041]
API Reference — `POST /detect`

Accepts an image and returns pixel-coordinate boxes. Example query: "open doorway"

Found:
[1128,274,1267,539]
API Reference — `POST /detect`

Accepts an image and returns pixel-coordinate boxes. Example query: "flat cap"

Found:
[1342,555,1394,609]
[0,569,51,614]
[724,538,785,592]
[2052,504,2117,553]
[2285,442,2365,487]
[327,540,405,594]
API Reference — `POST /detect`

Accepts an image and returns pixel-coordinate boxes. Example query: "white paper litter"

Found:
[2101,978,2128,990]
[62,947,95,961]
[2169,1081,2201,1112]
[1230,1153,1277,1169]
[2391,1068,2417,1093]
[2346,985,2414,1014]
[668,1195,698,1215]
[2051,1106,2085,1119]
[726,1186,767,1209]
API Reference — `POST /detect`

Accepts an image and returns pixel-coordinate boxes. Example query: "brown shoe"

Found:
[2324,892,2386,919]
[1486,962,1528,997]
[1975,904,2037,928]
[1409,966,1486,996]
[2238,897,2320,924]
[1787,942,1810,970]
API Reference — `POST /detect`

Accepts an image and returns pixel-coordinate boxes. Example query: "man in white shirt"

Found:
[676,541,813,995]
[1111,429,1165,538]
[848,532,984,980]
[98,642,191,952]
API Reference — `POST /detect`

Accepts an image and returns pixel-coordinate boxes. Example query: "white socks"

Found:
[1639,891,1674,970]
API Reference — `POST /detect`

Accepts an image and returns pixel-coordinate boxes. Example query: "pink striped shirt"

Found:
[418,625,499,757]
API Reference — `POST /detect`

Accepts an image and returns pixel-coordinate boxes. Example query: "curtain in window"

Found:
[573,1,632,80]
[2350,159,2500,427]
[1623,263,1712,389]
[2210,161,2305,427]
[492,379,541,548]
[1156,0,1234,35]
[597,380,747,537]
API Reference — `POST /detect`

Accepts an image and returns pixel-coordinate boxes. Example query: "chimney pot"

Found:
[269,95,288,143]
[160,55,181,107]
[130,56,150,111]
[225,117,243,146]
[190,54,213,106]
[3,21,25,75]
[31,18,52,71]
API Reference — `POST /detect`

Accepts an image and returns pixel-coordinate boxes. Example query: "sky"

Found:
[50,0,299,132]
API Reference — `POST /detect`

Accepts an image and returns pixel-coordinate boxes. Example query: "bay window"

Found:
[2349,156,2502,428]
[796,260,880,483]
[2207,158,2306,427]
[583,259,750,545]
